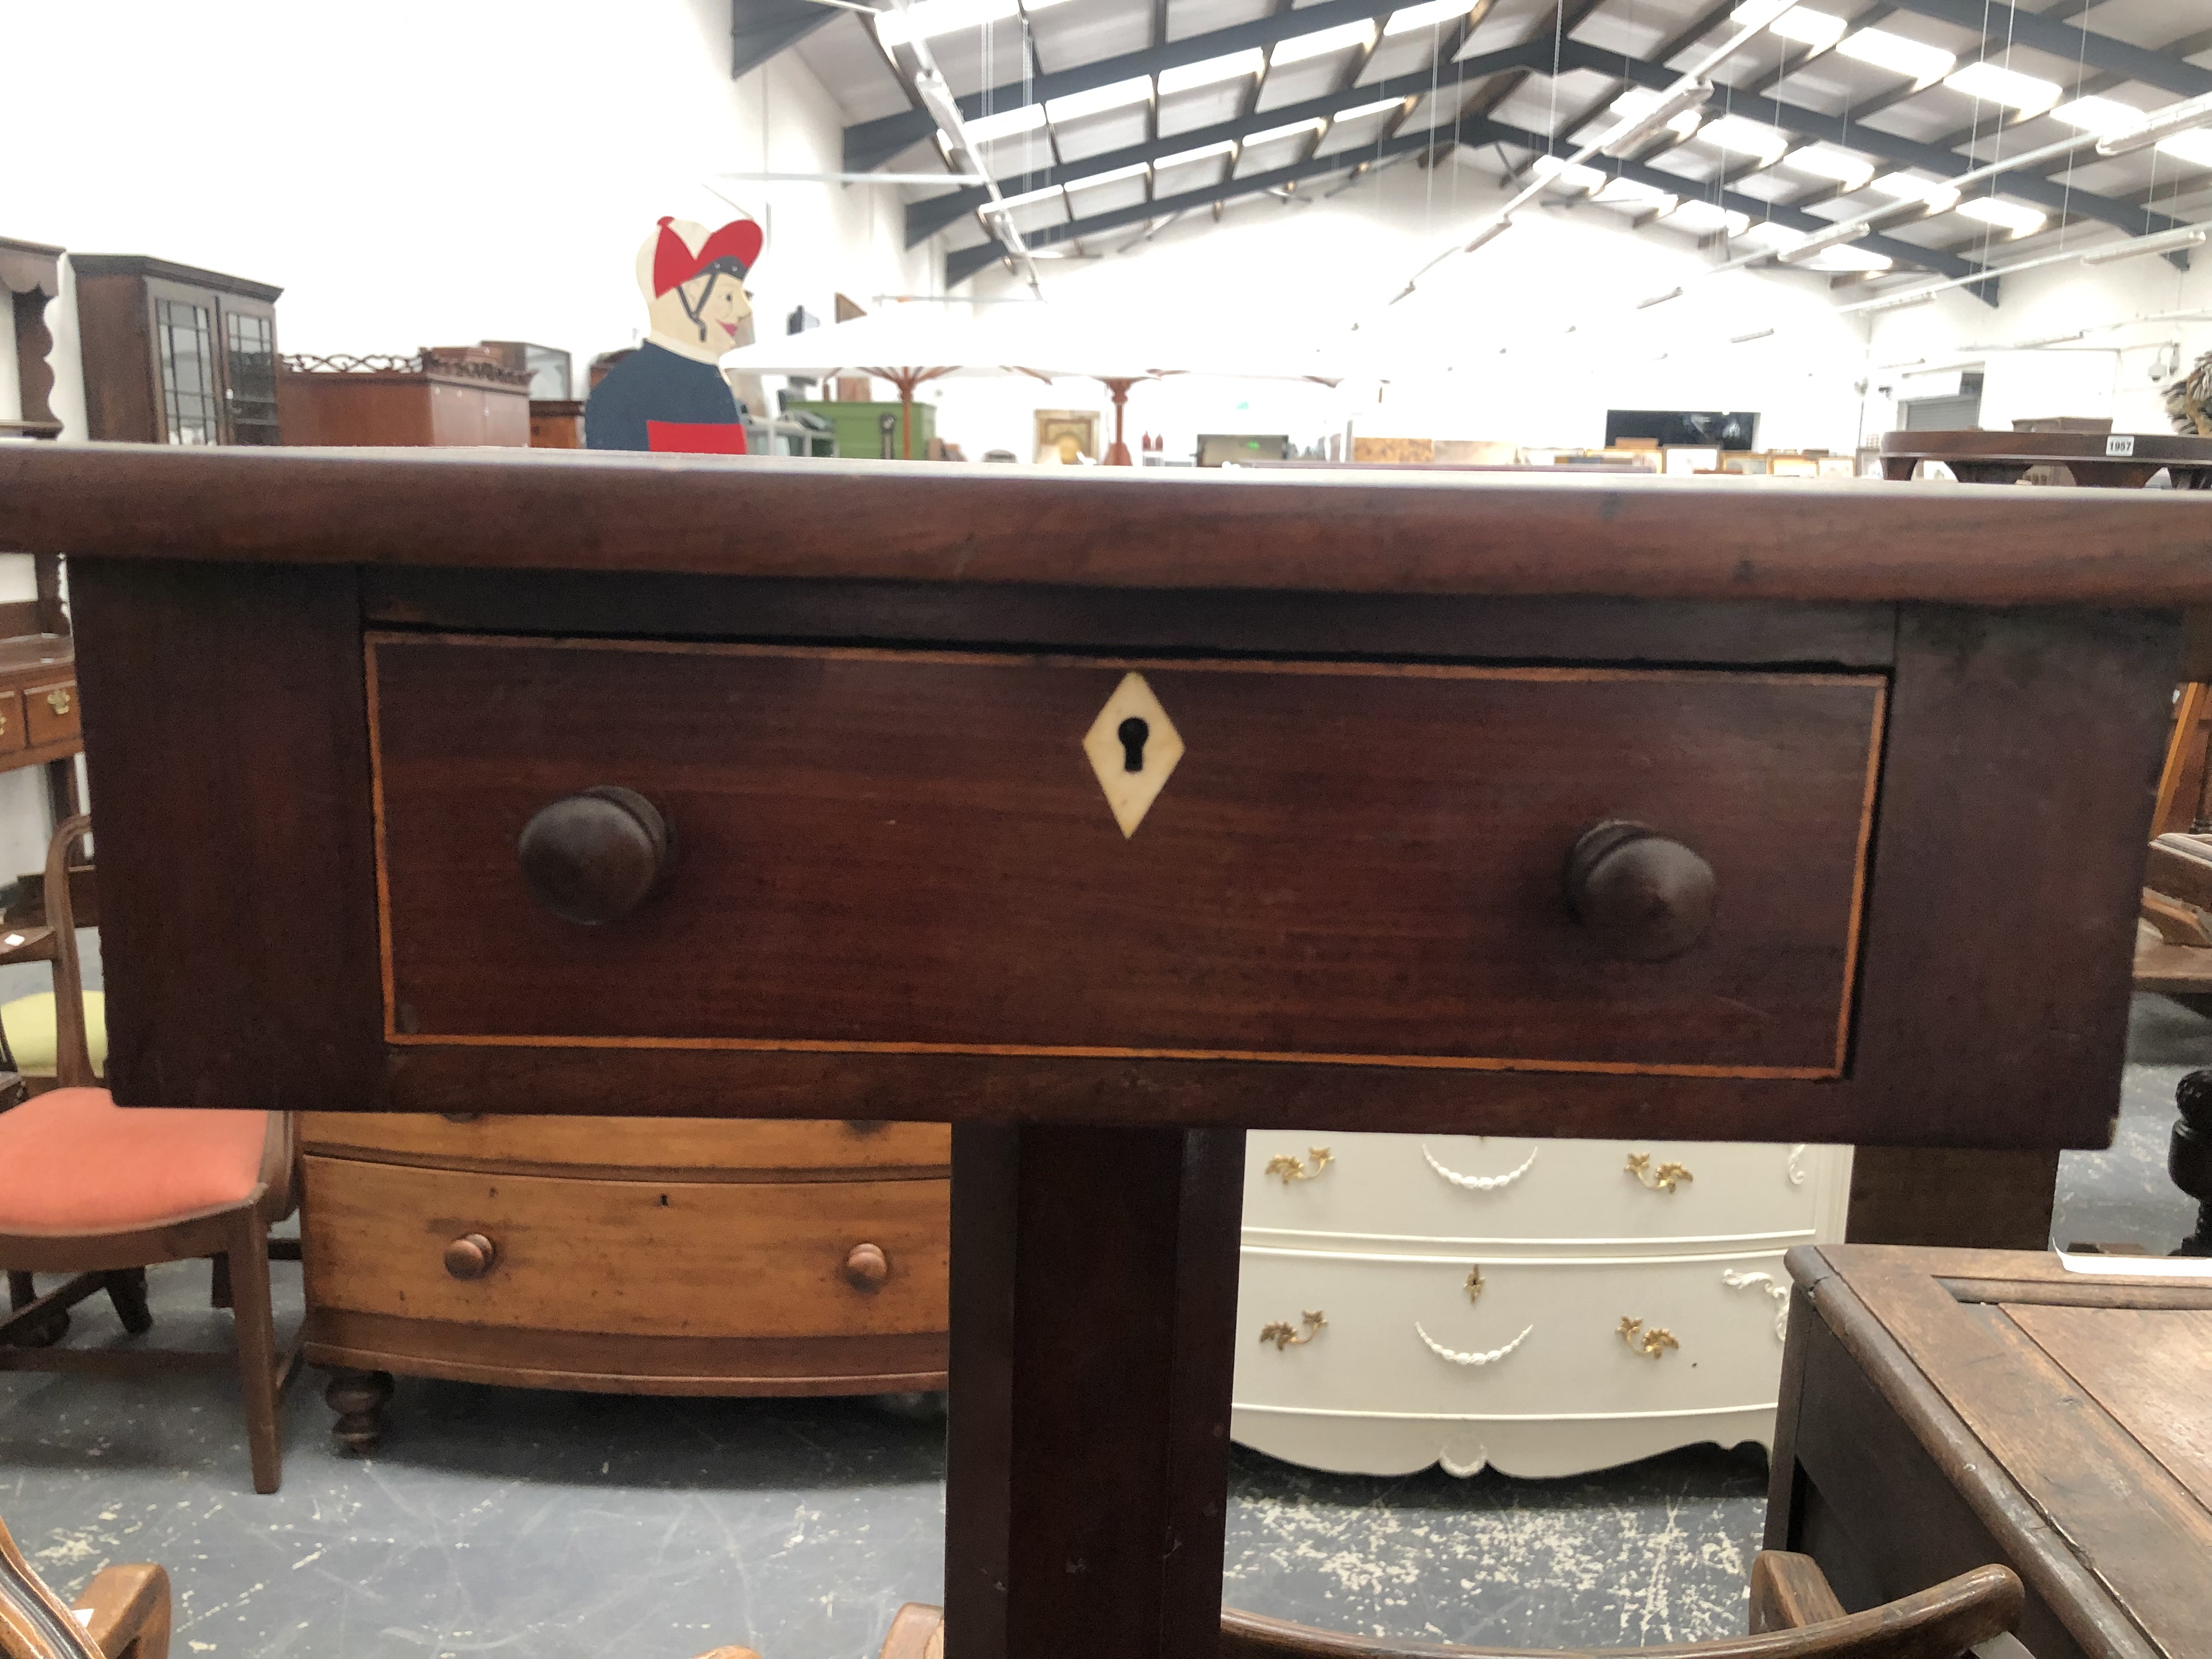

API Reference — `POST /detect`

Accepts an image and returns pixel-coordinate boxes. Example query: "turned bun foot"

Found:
[323,1368,394,1454]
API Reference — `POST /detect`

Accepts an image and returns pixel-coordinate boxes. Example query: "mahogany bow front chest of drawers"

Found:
[3,444,2205,1659]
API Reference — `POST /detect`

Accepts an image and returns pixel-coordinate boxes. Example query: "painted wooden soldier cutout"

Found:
[586,216,762,454]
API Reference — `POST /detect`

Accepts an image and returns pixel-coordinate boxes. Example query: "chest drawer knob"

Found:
[1565,821,1716,961]
[443,1233,498,1280]
[516,786,673,925]
[843,1242,891,1291]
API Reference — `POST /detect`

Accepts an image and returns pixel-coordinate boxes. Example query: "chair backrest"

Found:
[41,814,93,1092]
[0,1514,102,1659]
[1218,1563,2022,1659]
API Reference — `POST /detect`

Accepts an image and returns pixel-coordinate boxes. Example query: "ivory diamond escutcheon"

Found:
[1082,672,1184,838]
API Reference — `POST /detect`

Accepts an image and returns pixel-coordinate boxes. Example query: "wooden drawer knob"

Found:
[443,1233,498,1280]
[516,786,672,925]
[843,1242,890,1291]
[1565,821,1716,962]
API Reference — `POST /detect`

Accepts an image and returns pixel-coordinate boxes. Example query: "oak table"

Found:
[1878,427,2212,488]
[1768,1245,2212,1659]
[3,445,2209,1659]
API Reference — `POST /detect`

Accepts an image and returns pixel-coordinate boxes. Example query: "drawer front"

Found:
[372,637,1882,1075]
[300,1113,949,1176]
[25,679,77,747]
[0,691,26,754]
[1243,1131,1827,1246]
[1233,1246,1793,1419]
[301,1156,948,1339]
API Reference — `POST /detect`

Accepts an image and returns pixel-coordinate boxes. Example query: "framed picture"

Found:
[1035,409,1101,465]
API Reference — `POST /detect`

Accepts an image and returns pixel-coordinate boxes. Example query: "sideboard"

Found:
[1,444,2203,1659]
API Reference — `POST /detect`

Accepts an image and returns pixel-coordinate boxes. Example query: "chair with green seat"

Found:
[0,989,106,1089]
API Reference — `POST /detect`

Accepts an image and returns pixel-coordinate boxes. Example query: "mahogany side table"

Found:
[2,445,2207,1659]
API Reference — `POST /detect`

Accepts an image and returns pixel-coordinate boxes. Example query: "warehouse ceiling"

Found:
[734,0,2212,299]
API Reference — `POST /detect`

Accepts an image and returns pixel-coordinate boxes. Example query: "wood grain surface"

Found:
[370,638,1883,1075]
[944,1125,1244,1659]
[8,443,2212,604]
[302,1307,947,1395]
[298,1113,950,1180]
[1799,1246,2212,1659]
[2005,1304,2212,1513]
[71,559,385,1115]
[300,1156,949,1340]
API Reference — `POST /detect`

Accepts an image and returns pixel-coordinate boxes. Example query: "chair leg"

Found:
[225,1215,283,1494]
[7,1268,67,1347]
[209,1253,232,1310]
[105,1268,153,1336]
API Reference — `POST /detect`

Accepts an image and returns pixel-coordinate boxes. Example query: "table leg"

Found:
[944,1124,1245,1659]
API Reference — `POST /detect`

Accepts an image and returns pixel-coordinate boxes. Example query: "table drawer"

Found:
[371,636,1883,1075]
[0,691,25,755]
[1243,1131,1829,1246]
[1233,1245,1793,1419]
[300,1113,949,1177]
[24,679,76,747]
[301,1155,949,1339]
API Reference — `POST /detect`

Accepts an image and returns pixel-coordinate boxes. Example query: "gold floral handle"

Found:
[44,688,69,717]
[1618,1316,1679,1358]
[1259,1311,1326,1349]
[1264,1147,1333,1184]
[1625,1152,1693,1193]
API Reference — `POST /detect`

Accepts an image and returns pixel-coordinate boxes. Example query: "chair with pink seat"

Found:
[0,815,300,1493]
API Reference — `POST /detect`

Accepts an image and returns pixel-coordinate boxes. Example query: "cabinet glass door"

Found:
[154,297,221,444]
[221,309,280,444]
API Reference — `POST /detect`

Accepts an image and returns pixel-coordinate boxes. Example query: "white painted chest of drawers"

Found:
[1232,1133,1852,1478]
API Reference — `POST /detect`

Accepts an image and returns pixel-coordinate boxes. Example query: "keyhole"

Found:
[1117,716,1150,774]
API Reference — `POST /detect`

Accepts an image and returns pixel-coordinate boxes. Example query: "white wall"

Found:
[1863,244,2212,438]
[933,151,1879,463]
[1,0,929,389]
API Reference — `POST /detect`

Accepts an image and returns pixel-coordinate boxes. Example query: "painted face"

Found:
[648,268,754,348]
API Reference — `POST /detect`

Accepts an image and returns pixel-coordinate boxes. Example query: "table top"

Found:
[1881,428,2212,465]
[6,443,2212,606]
[1792,1244,2212,1659]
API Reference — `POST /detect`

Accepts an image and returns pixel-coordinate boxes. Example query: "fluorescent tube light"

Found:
[1835,27,1954,83]
[1065,161,1151,192]
[1943,61,2061,116]
[1864,289,1938,312]
[1334,95,1409,122]
[2095,89,2212,157]
[1157,48,1264,95]
[1460,217,1513,253]
[961,104,1048,144]
[1732,4,1846,48]
[1637,287,1685,309]
[1740,221,1807,252]
[1775,218,1873,262]
[1696,114,1790,163]
[1730,328,1777,343]
[1663,200,1751,235]
[1609,86,1706,143]
[984,183,1064,213]
[1529,154,1605,192]
[1594,177,1676,212]
[1599,81,1711,155]
[1045,75,1153,124]
[2080,225,2211,265]
[1243,117,1327,146]
[1153,139,1235,168]
[1270,19,1378,66]
[2052,95,2147,135]
[1869,171,1960,210]
[2159,129,2212,168]
[1805,245,1893,272]
[1783,143,1874,189]
[1384,0,1471,36]
[1955,196,2047,238]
